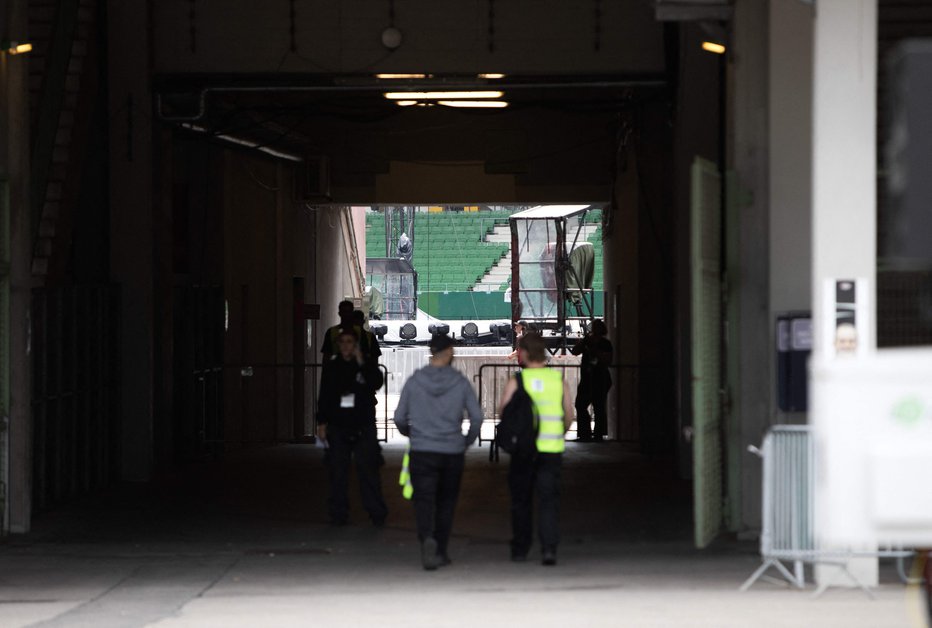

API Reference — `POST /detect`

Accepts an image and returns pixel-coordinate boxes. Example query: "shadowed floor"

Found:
[0,442,919,627]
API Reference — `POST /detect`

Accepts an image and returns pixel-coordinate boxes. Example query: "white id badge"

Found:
[340,394,355,408]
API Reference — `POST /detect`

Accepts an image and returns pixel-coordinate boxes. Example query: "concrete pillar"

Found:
[2,0,33,533]
[811,0,878,587]
[109,0,154,481]
[732,0,771,533]
[769,0,813,407]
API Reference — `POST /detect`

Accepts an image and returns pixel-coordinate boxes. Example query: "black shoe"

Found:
[541,547,557,566]
[329,516,348,527]
[593,435,605,442]
[421,538,440,571]
[437,554,452,567]
[511,551,527,563]
[371,515,386,528]
[576,435,592,442]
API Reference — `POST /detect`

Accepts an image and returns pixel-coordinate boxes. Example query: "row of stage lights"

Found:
[368,322,513,344]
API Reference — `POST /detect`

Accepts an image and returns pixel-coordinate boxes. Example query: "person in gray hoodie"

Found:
[393,333,483,570]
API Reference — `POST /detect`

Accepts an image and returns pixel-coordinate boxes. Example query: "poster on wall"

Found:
[822,278,870,359]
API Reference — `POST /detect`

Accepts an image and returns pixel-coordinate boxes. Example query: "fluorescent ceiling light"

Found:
[478,73,506,79]
[438,100,509,108]
[395,100,418,107]
[376,73,428,79]
[701,41,726,54]
[6,42,32,54]
[383,90,504,100]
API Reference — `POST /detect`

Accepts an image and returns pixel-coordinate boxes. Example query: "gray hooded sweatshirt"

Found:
[394,365,483,454]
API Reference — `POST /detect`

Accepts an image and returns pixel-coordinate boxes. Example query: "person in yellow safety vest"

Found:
[497,332,574,566]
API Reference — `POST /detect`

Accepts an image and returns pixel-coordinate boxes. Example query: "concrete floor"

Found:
[0,442,923,627]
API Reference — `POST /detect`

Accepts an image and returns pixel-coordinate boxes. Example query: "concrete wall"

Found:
[149,0,664,76]
[248,106,620,205]
[109,0,154,481]
[731,0,772,533]
[768,0,813,430]
[2,0,33,533]
[671,23,723,479]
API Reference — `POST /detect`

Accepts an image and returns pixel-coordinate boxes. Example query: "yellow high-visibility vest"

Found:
[521,368,565,454]
[399,447,413,499]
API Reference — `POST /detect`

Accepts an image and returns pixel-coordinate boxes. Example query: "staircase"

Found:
[474,224,602,290]
[28,0,98,282]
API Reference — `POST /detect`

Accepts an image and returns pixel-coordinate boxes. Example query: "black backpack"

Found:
[495,373,538,457]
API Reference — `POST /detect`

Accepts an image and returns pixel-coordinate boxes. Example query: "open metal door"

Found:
[0,181,9,533]
[690,158,724,548]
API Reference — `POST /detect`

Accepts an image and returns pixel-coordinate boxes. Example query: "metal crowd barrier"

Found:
[191,363,392,446]
[741,424,914,597]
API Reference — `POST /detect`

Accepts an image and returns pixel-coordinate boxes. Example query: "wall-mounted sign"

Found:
[822,278,869,359]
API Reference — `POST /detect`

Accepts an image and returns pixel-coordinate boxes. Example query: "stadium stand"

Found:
[365,209,603,294]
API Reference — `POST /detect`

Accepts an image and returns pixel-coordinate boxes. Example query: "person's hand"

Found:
[316,424,327,442]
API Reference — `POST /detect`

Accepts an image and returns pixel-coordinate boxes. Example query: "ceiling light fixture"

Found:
[376,73,428,79]
[478,73,506,79]
[438,100,509,108]
[394,100,418,106]
[383,90,504,100]
[701,41,726,55]
[4,41,32,54]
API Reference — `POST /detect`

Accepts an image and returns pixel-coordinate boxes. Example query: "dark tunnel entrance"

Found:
[31,79,690,550]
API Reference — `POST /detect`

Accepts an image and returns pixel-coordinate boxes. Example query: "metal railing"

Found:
[476,362,645,460]
[187,363,393,448]
[741,425,914,597]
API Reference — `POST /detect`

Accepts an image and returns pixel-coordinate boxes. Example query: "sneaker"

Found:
[541,547,557,566]
[421,538,440,571]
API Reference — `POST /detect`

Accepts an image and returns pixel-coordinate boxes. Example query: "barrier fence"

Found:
[741,424,914,597]
[476,362,645,460]
[185,363,392,452]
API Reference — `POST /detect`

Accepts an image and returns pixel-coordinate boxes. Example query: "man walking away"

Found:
[394,334,483,570]
[317,328,388,527]
[498,333,573,565]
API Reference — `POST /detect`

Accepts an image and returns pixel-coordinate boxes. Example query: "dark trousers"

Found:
[575,374,611,438]
[508,452,562,555]
[326,424,387,524]
[409,451,465,557]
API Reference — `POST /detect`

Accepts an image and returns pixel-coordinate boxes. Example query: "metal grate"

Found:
[31,285,120,511]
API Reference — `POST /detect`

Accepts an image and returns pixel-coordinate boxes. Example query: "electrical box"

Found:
[776,312,812,412]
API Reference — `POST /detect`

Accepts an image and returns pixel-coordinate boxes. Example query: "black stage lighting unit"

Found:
[461,322,479,344]
[370,323,388,340]
[428,323,450,335]
[399,323,418,343]
[489,322,512,343]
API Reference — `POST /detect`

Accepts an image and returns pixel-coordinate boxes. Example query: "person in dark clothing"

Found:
[321,300,373,360]
[352,309,382,363]
[316,328,387,526]
[394,334,483,570]
[571,319,613,442]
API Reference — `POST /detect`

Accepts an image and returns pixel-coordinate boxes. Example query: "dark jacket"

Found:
[317,356,384,431]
